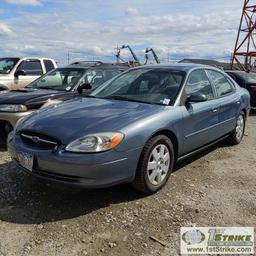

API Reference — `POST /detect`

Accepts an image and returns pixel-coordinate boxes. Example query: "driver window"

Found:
[185,70,214,100]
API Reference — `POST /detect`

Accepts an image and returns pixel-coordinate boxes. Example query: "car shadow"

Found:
[0,140,6,152]
[173,140,231,172]
[0,139,232,225]
[0,159,148,225]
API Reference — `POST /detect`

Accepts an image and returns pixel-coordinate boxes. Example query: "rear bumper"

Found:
[8,133,142,188]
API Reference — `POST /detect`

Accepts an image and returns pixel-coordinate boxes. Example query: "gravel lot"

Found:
[0,112,255,256]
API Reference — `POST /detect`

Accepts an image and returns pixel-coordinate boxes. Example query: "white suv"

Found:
[0,57,57,90]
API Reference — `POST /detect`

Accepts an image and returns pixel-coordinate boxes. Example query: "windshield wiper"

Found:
[102,95,152,104]
[36,86,64,91]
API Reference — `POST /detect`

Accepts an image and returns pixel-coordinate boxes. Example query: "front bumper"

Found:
[8,133,142,188]
[0,111,33,128]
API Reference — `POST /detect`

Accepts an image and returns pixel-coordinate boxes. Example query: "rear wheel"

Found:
[228,113,245,145]
[132,135,175,194]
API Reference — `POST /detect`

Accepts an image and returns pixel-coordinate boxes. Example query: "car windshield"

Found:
[27,68,85,91]
[238,72,256,83]
[0,58,20,74]
[92,68,185,105]
[27,68,121,91]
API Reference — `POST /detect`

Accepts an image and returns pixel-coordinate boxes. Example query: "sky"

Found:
[0,0,243,65]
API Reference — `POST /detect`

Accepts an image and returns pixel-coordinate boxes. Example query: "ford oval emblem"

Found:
[32,136,40,143]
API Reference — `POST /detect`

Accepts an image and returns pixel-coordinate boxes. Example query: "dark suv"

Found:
[0,61,129,144]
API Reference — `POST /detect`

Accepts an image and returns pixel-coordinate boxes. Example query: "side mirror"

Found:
[77,83,92,94]
[187,92,208,103]
[14,70,26,78]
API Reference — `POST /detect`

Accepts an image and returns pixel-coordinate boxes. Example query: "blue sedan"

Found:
[8,64,250,193]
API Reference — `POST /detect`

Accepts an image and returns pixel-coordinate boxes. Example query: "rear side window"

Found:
[185,69,214,100]
[208,70,233,97]
[17,60,43,76]
[43,60,55,72]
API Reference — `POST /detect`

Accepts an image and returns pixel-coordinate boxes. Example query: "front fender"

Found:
[116,107,182,154]
[0,84,9,90]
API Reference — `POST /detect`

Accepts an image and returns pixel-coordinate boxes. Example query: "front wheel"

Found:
[132,135,175,194]
[228,113,245,145]
[0,130,6,148]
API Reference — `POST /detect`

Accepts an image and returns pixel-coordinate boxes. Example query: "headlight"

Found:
[65,132,124,153]
[0,104,27,112]
[41,100,63,109]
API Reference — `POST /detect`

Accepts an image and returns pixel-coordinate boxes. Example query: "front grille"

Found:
[20,130,60,150]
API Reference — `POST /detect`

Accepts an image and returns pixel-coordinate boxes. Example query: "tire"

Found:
[227,112,245,145]
[0,130,6,149]
[132,135,175,194]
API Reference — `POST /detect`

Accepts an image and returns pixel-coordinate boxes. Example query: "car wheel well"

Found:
[0,85,8,91]
[149,130,178,161]
[241,108,247,119]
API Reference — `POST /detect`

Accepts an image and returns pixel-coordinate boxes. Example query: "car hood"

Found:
[18,97,164,144]
[0,88,68,108]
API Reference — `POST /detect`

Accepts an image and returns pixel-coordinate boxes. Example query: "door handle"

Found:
[212,108,218,113]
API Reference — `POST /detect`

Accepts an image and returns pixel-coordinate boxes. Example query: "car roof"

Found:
[130,63,219,72]
[67,61,129,70]
[225,70,245,73]
[1,57,54,61]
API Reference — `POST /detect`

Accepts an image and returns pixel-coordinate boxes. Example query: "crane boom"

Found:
[145,48,160,64]
[121,45,140,64]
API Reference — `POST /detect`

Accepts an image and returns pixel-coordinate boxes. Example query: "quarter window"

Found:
[208,70,233,96]
[185,70,214,100]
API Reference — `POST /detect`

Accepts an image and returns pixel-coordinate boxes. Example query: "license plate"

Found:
[17,152,34,172]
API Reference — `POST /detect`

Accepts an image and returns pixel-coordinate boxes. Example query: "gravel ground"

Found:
[0,112,255,256]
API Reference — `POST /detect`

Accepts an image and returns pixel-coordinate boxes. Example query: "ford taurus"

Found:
[8,64,250,193]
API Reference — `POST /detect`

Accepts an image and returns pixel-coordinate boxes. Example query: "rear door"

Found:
[207,70,239,136]
[182,69,220,154]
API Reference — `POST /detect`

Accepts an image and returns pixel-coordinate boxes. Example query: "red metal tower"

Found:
[231,0,256,71]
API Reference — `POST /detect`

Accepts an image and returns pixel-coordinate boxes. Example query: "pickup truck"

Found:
[0,57,57,90]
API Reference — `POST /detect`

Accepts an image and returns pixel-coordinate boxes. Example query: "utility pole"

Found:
[67,50,70,64]
[167,46,170,63]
